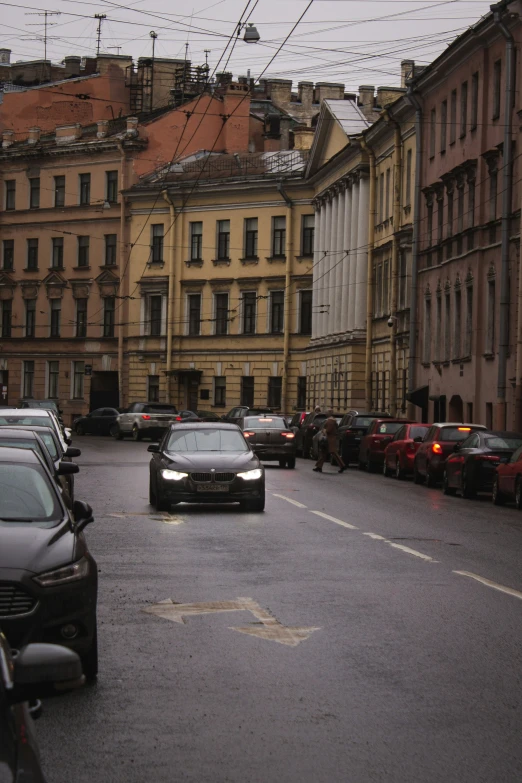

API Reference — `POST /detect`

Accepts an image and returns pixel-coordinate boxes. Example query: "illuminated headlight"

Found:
[237,468,263,481]
[162,469,188,481]
[34,557,90,587]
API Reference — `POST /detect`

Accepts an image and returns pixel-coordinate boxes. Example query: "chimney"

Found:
[27,127,41,145]
[267,79,292,108]
[0,49,11,65]
[358,85,375,115]
[126,117,139,136]
[97,119,109,138]
[55,124,82,144]
[401,60,415,88]
[298,81,313,110]
[2,130,14,149]
[64,55,82,78]
[376,86,405,109]
[280,116,293,150]
[315,82,345,104]
[292,125,314,151]
[222,83,250,152]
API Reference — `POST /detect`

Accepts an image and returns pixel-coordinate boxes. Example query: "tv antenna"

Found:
[26,10,61,82]
[95,14,107,56]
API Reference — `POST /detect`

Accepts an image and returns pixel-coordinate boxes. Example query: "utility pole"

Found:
[95,14,107,57]
[26,10,61,82]
[149,31,157,112]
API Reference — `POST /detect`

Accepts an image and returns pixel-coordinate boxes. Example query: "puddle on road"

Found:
[106,512,185,525]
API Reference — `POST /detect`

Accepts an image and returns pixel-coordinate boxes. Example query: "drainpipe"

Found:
[278,182,293,413]
[492,1,515,430]
[116,141,128,409]
[360,137,376,411]
[162,190,177,404]
[405,85,422,418]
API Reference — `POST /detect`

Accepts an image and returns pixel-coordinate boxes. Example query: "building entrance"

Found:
[89,371,119,410]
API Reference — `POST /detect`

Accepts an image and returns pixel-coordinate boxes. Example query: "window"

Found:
[450,89,457,144]
[79,173,91,205]
[405,149,412,206]
[460,81,468,137]
[272,216,286,257]
[464,286,473,356]
[429,108,436,158]
[77,236,89,268]
[486,278,495,354]
[468,177,475,230]
[151,224,164,264]
[297,376,307,409]
[190,222,203,261]
[2,239,13,271]
[270,290,284,334]
[217,220,230,260]
[447,190,453,238]
[148,375,160,402]
[300,289,312,334]
[244,218,258,258]
[440,100,447,153]
[47,360,59,399]
[240,376,254,407]
[398,250,409,310]
[215,292,229,335]
[149,295,162,336]
[457,184,464,236]
[486,402,493,430]
[444,291,451,361]
[73,361,84,399]
[51,237,64,269]
[268,376,282,408]
[301,215,314,256]
[105,234,117,266]
[379,173,385,221]
[375,264,382,316]
[29,177,40,209]
[437,196,444,245]
[435,295,442,363]
[423,298,431,364]
[427,203,433,247]
[26,238,38,271]
[454,288,462,358]
[489,168,498,223]
[23,361,35,398]
[103,297,115,338]
[76,298,87,338]
[25,299,36,338]
[471,72,479,130]
[5,180,15,210]
[242,292,256,334]
[493,60,501,119]
[1,300,11,338]
[50,299,61,338]
[214,376,226,406]
[54,176,65,207]
[106,170,118,203]
[382,260,389,315]
[385,168,391,219]
[188,294,201,336]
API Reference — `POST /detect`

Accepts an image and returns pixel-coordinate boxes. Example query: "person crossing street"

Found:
[313,410,346,473]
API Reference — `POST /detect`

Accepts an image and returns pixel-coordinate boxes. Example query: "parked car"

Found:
[413,422,487,487]
[148,422,265,511]
[338,412,392,465]
[239,415,296,468]
[492,443,522,507]
[359,419,415,472]
[443,430,522,498]
[310,416,343,460]
[383,423,431,479]
[0,447,98,679]
[297,411,344,459]
[221,406,274,425]
[74,407,120,436]
[196,410,222,422]
[8,424,80,502]
[0,408,69,451]
[0,629,84,783]
[19,399,62,418]
[113,402,180,440]
[289,411,309,431]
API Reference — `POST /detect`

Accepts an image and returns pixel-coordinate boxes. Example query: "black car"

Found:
[74,407,121,436]
[196,410,222,422]
[0,448,98,679]
[148,423,265,511]
[338,412,392,465]
[221,406,274,425]
[0,630,84,783]
[238,415,297,468]
[297,411,344,459]
[443,430,522,498]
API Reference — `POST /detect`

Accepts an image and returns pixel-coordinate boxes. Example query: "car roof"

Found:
[433,422,487,428]
[0,408,51,416]
[0,446,41,463]
[0,428,38,439]
[168,422,240,430]
[482,430,522,438]
[1,423,58,436]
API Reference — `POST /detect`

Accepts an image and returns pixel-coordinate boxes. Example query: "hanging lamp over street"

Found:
[243,23,260,43]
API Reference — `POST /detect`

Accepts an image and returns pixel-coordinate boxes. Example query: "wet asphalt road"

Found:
[36,436,522,783]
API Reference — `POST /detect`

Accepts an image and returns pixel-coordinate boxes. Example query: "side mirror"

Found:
[58,461,79,476]
[73,499,93,531]
[413,436,423,443]
[65,446,81,458]
[147,443,160,453]
[9,643,84,705]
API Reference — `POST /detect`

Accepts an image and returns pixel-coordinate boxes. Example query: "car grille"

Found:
[191,472,235,483]
[191,472,212,483]
[0,583,37,618]
[214,473,235,483]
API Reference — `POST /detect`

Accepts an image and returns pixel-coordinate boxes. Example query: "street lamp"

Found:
[242,23,260,43]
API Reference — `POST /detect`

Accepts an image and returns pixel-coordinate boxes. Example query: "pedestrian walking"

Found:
[313,410,346,473]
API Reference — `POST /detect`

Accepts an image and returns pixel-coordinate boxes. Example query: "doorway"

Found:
[448,394,463,422]
[0,370,8,407]
[89,371,119,410]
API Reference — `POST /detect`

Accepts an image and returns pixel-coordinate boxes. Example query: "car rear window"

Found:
[143,405,178,414]
[167,428,248,452]
[376,422,404,434]
[485,436,522,450]
[38,432,59,460]
[440,427,478,442]
[244,417,287,429]
[0,463,60,522]
[0,439,46,463]
[0,415,52,427]
[410,426,429,440]
[353,417,374,428]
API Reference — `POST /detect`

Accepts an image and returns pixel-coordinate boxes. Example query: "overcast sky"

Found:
[3,0,495,91]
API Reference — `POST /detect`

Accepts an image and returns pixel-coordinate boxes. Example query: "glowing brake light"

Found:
[458,427,471,432]
[432,443,443,454]
[281,432,295,438]
[243,431,255,438]
[175,416,183,421]
[480,455,500,461]
[142,414,151,420]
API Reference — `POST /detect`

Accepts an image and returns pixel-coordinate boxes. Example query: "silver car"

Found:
[114,402,181,441]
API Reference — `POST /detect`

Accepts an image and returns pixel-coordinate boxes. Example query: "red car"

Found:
[492,443,522,508]
[413,422,487,487]
[358,418,415,473]
[383,423,431,479]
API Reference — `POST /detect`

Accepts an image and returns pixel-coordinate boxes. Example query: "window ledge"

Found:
[212,259,231,266]
[48,266,64,272]
[266,256,286,262]
[73,265,91,271]
[147,261,165,268]
[483,352,495,360]
[23,268,39,273]
[240,257,259,264]
[421,362,431,368]
[295,255,313,261]
[214,403,226,408]
[99,265,119,271]
[451,356,471,364]
[185,259,204,267]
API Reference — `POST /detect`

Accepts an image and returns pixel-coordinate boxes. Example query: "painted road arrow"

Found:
[142,597,320,647]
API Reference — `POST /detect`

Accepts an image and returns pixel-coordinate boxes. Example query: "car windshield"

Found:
[0,463,60,522]
[410,426,429,440]
[485,436,522,450]
[354,417,375,428]
[244,417,287,429]
[441,427,477,442]
[375,422,404,434]
[0,415,52,428]
[0,438,46,463]
[23,401,58,412]
[37,431,59,460]
[143,405,178,414]
[167,429,248,452]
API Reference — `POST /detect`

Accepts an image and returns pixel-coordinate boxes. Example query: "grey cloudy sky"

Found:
[4,0,494,91]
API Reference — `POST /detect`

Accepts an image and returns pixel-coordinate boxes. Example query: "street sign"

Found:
[84,364,92,376]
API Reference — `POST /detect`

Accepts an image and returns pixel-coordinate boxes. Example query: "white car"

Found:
[0,408,69,452]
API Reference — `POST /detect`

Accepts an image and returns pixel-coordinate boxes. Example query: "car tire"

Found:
[156,492,170,512]
[413,462,425,484]
[149,478,157,506]
[358,458,366,471]
[81,624,98,682]
[75,423,85,436]
[132,426,142,442]
[287,458,296,469]
[110,424,123,440]
[492,475,504,506]
[442,471,456,495]
[395,458,405,480]
[426,469,437,488]
[461,470,477,500]
[278,459,287,468]
[368,458,378,474]
[515,478,522,511]
[240,495,265,512]
[383,459,391,477]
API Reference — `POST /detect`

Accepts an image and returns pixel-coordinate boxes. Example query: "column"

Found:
[348,177,359,331]
[355,174,369,330]
[327,194,338,337]
[312,204,322,340]
[334,188,345,334]
[341,182,352,333]
[321,198,332,338]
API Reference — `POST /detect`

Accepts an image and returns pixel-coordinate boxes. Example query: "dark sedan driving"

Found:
[148,423,265,511]
[239,415,296,468]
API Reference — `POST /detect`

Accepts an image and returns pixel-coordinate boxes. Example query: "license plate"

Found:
[196,484,229,493]
[354,437,361,442]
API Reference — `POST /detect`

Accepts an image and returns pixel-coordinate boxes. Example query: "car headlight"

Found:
[33,557,90,587]
[237,468,263,481]
[162,469,188,481]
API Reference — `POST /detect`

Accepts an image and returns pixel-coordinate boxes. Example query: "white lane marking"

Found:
[388,543,437,562]
[454,571,522,601]
[309,510,358,530]
[272,493,308,508]
[363,532,386,540]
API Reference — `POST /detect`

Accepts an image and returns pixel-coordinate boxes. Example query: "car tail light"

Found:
[281,432,295,439]
[243,431,255,438]
[175,416,183,421]
[479,455,500,462]
[458,427,471,432]
[432,443,443,454]
[142,414,151,420]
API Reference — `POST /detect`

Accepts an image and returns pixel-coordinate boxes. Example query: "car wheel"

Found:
[156,492,170,512]
[442,471,456,495]
[240,494,265,512]
[426,469,437,488]
[278,459,287,468]
[413,462,425,484]
[358,457,366,471]
[75,423,85,436]
[368,458,378,474]
[515,477,522,510]
[461,470,477,500]
[110,424,123,440]
[149,477,157,505]
[395,458,405,480]
[383,459,391,477]
[492,475,504,506]
[132,426,142,442]
[287,458,296,469]
[81,624,98,682]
